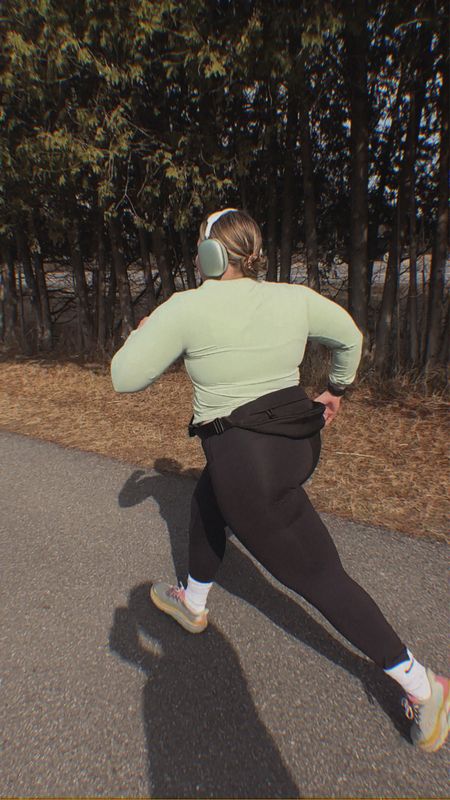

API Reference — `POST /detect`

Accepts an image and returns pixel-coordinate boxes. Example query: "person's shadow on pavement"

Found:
[113,464,411,792]
[110,582,300,799]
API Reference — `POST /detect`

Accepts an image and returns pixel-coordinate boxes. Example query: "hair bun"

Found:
[242,250,266,277]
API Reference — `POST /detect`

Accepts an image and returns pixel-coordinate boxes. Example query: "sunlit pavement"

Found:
[1,430,448,798]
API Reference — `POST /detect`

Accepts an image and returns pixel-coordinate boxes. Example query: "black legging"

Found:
[188,427,407,669]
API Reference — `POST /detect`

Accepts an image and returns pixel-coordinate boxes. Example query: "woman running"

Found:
[111,208,448,753]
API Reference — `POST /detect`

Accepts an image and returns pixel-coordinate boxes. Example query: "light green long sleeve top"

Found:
[111,277,363,424]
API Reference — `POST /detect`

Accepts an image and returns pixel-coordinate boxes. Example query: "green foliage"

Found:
[0,0,444,262]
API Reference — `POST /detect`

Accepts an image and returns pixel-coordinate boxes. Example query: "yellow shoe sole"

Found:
[419,685,450,753]
[150,585,208,634]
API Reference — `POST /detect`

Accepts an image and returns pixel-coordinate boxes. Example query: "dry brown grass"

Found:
[1,356,448,542]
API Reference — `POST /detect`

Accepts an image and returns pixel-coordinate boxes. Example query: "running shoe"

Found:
[402,668,449,752]
[150,582,209,634]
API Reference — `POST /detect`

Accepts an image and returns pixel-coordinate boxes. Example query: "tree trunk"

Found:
[108,216,135,340]
[266,191,278,282]
[179,229,197,290]
[152,226,175,299]
[28,218,53,351]
[1,240,19,347]
[405,93,419,368]
[279,83,297,284]
[418,221,428,363]
[406,202,419,368]
[15,225,41,350]
[16,259,29,353]
[32,248,53,351]
[67,218,93,351]
[95,212,108,351]
[438,300,449,371]
[134,157,165,304]
[298,59,320,292]
[345,0,369,340]
[423,56,448,371]
[374,66,426,374]
[0,265,4,344]
[138,227,158,307]
[106,252,116,344]
[266,98,278,282]
[367,65,406,308]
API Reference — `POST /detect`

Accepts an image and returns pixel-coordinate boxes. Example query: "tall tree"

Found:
[0,239,19,347]
[298,56,320,291]
[279,77,298,284]
[28,216,53,351]
[405,90,420,368]
[0,0,446,382]
[108,217,135,339]
[423,30,449,371]
[344,0,370,341]
[68,217,93,350]
[374,22,431,374]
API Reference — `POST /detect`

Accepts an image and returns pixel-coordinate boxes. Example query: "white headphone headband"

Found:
[204,208,238,239]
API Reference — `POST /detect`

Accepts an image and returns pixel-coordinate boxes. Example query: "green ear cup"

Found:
[197,239,229,278]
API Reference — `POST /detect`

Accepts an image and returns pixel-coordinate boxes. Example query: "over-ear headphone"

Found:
[197,208,238,278]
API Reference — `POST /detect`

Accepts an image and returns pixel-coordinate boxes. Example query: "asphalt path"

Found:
[1,430,448,798]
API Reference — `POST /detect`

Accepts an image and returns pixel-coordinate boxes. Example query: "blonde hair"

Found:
[199,209,267,279]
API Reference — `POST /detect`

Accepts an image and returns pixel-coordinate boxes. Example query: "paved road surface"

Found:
[1,430,448,798]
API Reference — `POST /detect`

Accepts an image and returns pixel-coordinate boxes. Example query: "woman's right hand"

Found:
[313,390,342,427]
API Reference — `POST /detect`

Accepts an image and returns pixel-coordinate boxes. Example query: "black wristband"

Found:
[327,381,347,397]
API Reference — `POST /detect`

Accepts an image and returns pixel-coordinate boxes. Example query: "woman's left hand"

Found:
[314,390,342,427]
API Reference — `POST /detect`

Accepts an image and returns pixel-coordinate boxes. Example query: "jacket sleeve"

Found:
[111,294,185,393]
[301,286,363,386]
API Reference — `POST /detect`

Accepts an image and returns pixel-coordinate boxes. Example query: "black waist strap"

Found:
[188,385,324,441]
[188,415,233,439]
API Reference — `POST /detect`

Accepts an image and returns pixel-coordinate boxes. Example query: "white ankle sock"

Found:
[184,575,213,614]
[384,649,431,701]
